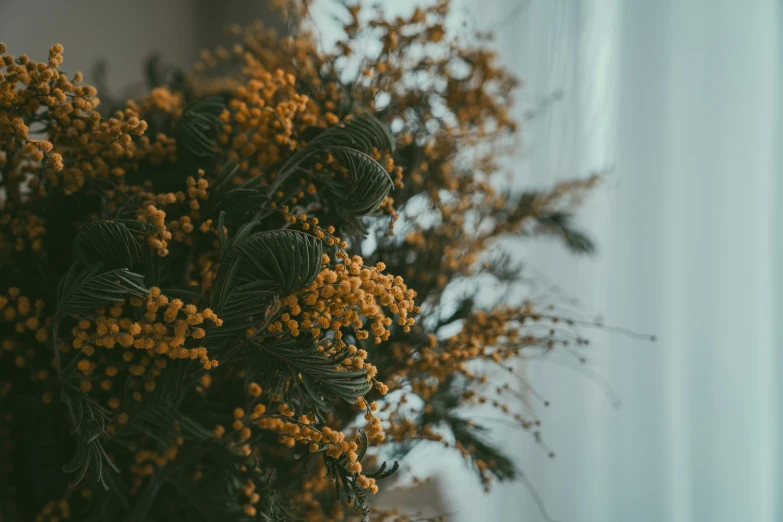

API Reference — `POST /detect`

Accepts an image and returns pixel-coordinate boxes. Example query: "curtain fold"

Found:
[442,1,780,521]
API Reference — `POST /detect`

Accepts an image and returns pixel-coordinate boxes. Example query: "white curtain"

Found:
[435,1,780,521]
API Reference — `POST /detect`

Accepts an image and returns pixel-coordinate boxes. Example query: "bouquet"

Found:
[0,1,606,520]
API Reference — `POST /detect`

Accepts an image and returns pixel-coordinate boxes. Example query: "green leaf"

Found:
[61,392,120,491]
[209,230,321,342]
[247,336,371,412]
[302,113,395,153]
[209,164,273,223]
[176,96,224,160]
[321,146,395,216]
[215,188,269,223]
[214,230,322,305]
[321,430,398,521]
[232,230,322,293]
[159,287,206,302]
[448,416,517,481]
[56,263,149,318]
[279,114,396,216]
[212,160,241,194]
[538,212,595,254]
[216,281,277,322]
[73,221,144,270]
[163,445,296,522]
[421,382,517,482]
[116,403,213,448]
[114,218,159,234]
[207,281,278,339]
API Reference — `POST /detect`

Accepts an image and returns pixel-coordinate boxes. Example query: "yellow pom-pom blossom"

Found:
[70,288,221,371]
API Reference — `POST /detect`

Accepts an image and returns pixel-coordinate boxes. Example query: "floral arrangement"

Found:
[0,1,606,521]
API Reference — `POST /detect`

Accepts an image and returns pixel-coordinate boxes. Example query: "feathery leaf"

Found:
[280,114,395,216]
[176,96,225,160]
[73,221,144,270]
[246,336,371,413]
[56,263,149,318]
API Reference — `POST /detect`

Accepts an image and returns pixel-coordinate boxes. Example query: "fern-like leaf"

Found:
[73,221,144,270]
[213,230,322,311]
[304,113,394,152]
[245,336,371,413]
[322,431,399,522]
[279,114,395,216]
[115,403,213,450]
[56,263,149,318]
[537,212,595,254]
[207,230,321,346]
[232,230,322,292]
[61,392,120,491]
[322,147,395,216]
[176,96,225,160]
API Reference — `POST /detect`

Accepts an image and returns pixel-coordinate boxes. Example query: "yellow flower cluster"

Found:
[141,86,184,117]
[128,168,214,254]
[34,499,71,522]
[70,287,221,371]
[127,436,185,493]
[0,289,50,369]
[0,43,193,202]
[271,254,417,346]
[138,205,171,256]
[0,213,46,253]
[219,67,311,177]
[222,386,384,496]
[239,477,263,517]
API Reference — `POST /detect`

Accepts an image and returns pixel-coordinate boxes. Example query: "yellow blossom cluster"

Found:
[270,254,418,346]
[238,477,264,517]
[70,287,221,371]
[141,86,184,117]
[128,168,214,254]
[0,289,50,370]
[138,205,171,256]
[218,67,311,177]
[128,436,184,490]
[34,499,71,522]
[0,213,46,253]
[0,42,190,203]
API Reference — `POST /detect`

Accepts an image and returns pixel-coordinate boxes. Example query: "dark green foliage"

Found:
[56,263,149,318]
[323,431,400,521]
[22,107,398,518]
[176,97,225,161]
[514,192,596,254]
[114,403,214,449]
[208,229,322,340]
[244,336,372,414]
[163,447,295,522]
[308,113,395,153]
[208,164,272,226]
[321,148,395,216]
[444,416,516,481]
[413,381,516,483]
[228,230,323,294]
[278,115,395,217]
[61,392,121,490]
[73,221,145,270]
[537,211,595,254]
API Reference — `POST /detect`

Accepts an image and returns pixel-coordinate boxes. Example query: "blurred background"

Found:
[1,0,779,520]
